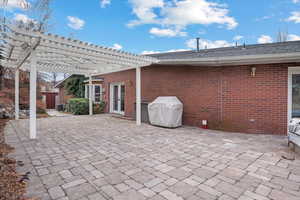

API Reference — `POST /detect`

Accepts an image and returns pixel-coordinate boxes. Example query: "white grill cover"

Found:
[288,118,300,146]
[148,96,183,128]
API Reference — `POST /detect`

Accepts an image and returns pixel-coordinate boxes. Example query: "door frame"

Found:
[110,82,125,115]
[288,67,300,125]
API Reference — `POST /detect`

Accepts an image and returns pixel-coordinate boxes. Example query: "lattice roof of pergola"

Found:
[0,25,158,75]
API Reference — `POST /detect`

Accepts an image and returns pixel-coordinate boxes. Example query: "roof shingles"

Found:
[148,41,300,60]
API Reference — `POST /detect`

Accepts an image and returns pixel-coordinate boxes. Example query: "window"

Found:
[85,84,102,103]
[94,85,101,103]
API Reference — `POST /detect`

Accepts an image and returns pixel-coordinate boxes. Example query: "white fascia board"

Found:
[92,65,140,76]
[158,52,300,66]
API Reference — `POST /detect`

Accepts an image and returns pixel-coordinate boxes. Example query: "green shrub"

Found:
[93,101,106,114]
[67,98,89,115]
[64,75,85,98]
[37,107,46,114]
[67,98,106,115]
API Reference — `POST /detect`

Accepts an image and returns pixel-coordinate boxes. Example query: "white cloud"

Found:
[257,35,273,44]
[141,50,161,55]
[287,12,300,23]
[166,49,189,53]
[141,49,188,55]
[288,34,300,41]
[149,27,187,37]
[186,38,233,49]
[128,0,237,30]
[100,0,111,8]
[112,43,123,50]
[292,0,299,3]
[14,13,34,23]
[67,16,85,30]
[162,0,237,30]
[233,35,243,41]
[0,0,30,10]
[128,0,164,26]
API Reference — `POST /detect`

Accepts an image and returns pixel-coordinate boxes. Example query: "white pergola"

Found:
[0,25,158,139]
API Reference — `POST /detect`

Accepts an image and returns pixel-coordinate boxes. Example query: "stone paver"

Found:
[48,186,65,199]
[4,114,300,200]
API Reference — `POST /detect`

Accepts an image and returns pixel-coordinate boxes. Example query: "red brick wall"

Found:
[100,70,136,117]
[58,87,74,105]
[99,64,290,135]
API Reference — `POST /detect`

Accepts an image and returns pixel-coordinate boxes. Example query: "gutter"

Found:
[157,52,300,66]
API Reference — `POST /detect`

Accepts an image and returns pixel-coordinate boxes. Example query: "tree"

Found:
[276,28,288,42]
[64,75,85,98]
[29,0,53,32]
[50,72,58,87]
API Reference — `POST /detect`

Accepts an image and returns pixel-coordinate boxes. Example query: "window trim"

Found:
[85,84,102,103]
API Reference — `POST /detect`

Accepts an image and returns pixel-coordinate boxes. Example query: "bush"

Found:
[67,98,106,115]
[67,98,89,115]
[93,101,106,114]
[64,75,85,98]
[37,107,46,114]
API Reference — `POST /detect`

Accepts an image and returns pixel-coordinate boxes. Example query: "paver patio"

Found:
[4,114,300,200]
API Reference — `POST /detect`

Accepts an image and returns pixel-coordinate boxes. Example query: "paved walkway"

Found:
[4,115,300,200]
[46,109,72,117]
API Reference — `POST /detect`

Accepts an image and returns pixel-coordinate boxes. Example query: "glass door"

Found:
[110,83,125,115]
[292,74,300,118]
[120,85,125,113]
[113,85,119,112]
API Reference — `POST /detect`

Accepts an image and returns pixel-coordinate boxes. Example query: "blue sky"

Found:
[2,0,300,54]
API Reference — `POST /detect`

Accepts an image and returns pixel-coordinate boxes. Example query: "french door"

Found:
[110,83,125,115]
[288,68,300,124]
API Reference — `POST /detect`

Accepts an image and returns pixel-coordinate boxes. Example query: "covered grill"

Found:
[148,96,183,128]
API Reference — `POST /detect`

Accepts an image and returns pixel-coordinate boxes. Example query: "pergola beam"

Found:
[3,30,155,66]
[89,76,93,115]
[29,51,37,139]
[16,38,40,69]
[136,67,141,126]
[2,44,148,71]
[14,69,19,120]
[0,25,158,140]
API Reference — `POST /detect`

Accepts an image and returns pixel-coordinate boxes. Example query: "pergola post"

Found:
[29,51,37,139]
[15,69,19,120]
[136,67,141,125]
[89,76,93,115]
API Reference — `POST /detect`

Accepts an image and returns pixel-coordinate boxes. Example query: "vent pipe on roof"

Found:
[196,37,200,52]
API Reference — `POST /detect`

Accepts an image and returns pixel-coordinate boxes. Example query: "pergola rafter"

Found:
[0,25,158,139]
[1,26,156,74]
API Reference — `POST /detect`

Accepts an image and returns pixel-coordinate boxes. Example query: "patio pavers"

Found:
[4,114,300,200]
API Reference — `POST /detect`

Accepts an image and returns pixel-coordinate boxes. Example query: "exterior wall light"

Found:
[251,67,256,77]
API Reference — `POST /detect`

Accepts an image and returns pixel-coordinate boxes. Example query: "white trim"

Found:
[1,25,157,75]
[15,69,19,120]
[85,85,88,98]
[29,51,37,139]
[288,67,300,133]
[159,52,300,66]
[85,84,102,103]
[93,84,102,103]
[110,82,125,115]
[92,85,95,102]
[89,76,93,115]
[136,67,141,125]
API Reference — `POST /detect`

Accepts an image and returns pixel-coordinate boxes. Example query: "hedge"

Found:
[66,98,106,115]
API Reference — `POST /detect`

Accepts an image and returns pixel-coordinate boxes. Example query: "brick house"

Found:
[95,41,300,135]
[55,75,104,105]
